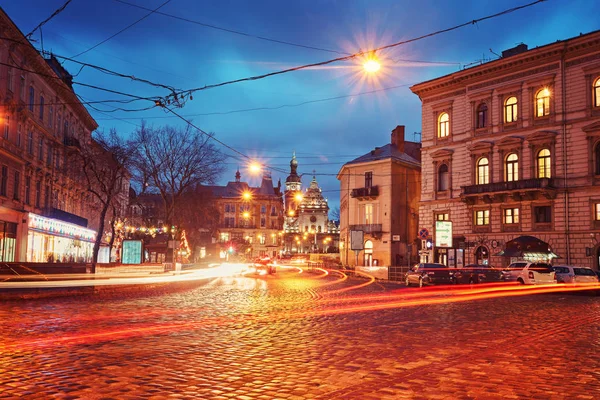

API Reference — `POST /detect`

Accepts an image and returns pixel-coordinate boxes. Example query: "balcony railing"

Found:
[351,185,379,199]
[349,223,383,233]
[461,178,556,195]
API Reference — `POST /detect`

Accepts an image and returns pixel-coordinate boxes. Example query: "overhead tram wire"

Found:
[113,0,347,56]
[70,0,172,59]
[26,0,74,38]
[163,0,546,104]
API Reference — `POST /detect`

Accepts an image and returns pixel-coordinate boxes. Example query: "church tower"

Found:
[284,151,302,215]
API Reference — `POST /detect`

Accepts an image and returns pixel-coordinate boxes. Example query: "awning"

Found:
[494,235,559,259]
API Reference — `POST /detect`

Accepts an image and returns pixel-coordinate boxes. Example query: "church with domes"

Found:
[282,153,339,254]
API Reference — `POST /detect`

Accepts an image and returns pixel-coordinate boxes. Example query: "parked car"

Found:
[503,262,556,285]
[452,264,504,284]
[405,263,453,287]
[553,266,599,284]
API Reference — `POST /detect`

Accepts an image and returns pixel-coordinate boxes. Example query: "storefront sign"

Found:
[122,240,143,264]
[435,221,452,248]
[28,213,96,242]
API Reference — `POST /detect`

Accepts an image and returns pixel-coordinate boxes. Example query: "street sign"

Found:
[435,221,452,248]
[350,230,364,250]
[418,228,429,240]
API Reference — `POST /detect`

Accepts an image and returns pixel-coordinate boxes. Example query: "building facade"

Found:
[411,31,600,269]
[209,171,284,259]
[0,8,110,263]
[338,125,421,269]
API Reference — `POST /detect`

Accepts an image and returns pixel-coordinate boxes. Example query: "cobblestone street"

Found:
[1,269,600,399]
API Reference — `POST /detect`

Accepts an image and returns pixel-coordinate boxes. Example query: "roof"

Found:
[342,142,421,169]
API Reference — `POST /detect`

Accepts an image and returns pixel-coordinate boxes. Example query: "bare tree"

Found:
[131,121,225,231]
[329,206,340,222]
[67,129,134,267]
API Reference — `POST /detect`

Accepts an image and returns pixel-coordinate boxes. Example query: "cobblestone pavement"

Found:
[1,268,600,399]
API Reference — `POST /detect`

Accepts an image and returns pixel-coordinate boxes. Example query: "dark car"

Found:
[452,264,504,284]
[405,263,453,287]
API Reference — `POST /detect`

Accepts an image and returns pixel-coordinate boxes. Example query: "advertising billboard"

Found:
[122,240,143,264]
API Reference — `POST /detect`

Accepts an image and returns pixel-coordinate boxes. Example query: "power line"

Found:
[70,0,172,59]
[162,0,545,105]
[26,0,74,38]
[113,0,347,56]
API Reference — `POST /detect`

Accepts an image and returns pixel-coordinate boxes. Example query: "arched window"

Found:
[476,103,488,128]
[438,112,449,138]
[438,164,449,191]
[537,149,551,178]
[504,96,518,123]
[535,88,550,117]
[505,153,519,182]
[594,77,600,108]
[595,143,600,175]
[476,157,489,185]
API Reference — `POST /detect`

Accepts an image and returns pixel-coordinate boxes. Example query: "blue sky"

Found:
[4,0,599,211]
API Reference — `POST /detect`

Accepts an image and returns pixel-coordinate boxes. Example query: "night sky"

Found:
[5,0,599,212]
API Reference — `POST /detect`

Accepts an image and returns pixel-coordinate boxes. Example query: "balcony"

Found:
[351,185,379,199]
[461,178,557,204]
[64,136,81,149]
[349,224,383,234]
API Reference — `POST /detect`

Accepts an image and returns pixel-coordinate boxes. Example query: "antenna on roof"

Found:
[489,48,501,59]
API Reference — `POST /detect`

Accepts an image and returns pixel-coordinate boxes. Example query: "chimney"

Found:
[391,125,405,153]
[502,43,528,58]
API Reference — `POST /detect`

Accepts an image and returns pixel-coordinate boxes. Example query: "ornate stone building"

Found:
[411,30,600,269]
[0,8,123,263]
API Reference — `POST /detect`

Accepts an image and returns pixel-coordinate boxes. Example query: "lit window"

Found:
[537,149,551,178]
[476,157,489,185]
[595,77,600,108]
[535,88,550,117]
[436,213,449,221]
[505,153,519,182]
[504,208,519,224]
[504,96,518,123]
[364,204,373,224]
[438,164,449,191]
[476,103,488,128]
[595,203,600,221]
[438,112,449,138]
[219,232,230,242]
[475,210,489,226]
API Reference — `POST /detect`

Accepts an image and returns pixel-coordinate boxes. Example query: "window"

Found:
[46,143,53,165]
[476,103,488,128]
[0,166,7,196]
[44,185,50,207]
[365,171,373,188]
[39,96,44,120]
[271,206,276,216]
[438,164,449,191]
[436,213,449,221]
[504,96,518,123]
[364,204,373,224]
[3,115,9,140]
[505,153,519,182]
[64,120,69,138]
[595,203,600,221]
[49,106,53,129]
[261,205,267,214]
[35,181,41,208]
[20,76,25,100]
[17,124,22,147]
[27,131,34,155]
[24,176,30,205]
[38,137,43,161]
[534,206,551,223]
[504,208,519,224]
[476,157,489,185]
[29,86,35,112]
[13,171,20,201]
[438,112,449,138]
[224,217,235,227]
[475,210,490,226]
[219,232,230,242]
[537,149,551,178]
[7,67,13,92]
[259,234,266,245]
[260,217,266,227]
[535,88,550,117]
[593,77,600,108]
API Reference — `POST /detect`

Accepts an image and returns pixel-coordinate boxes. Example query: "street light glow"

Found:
[294,193,303,202]
[363,59,381,73]
[242,191,252,200]
[242,211,250,219]
[249,162,262,174]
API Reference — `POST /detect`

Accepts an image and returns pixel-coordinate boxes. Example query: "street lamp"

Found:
[363,51,381,73]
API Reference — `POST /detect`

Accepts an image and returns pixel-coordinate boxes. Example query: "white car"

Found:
[552,266,599,284]
[503,262,556,285]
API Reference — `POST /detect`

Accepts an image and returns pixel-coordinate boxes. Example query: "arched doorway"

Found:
[475,246,489,265]
[364,240,373,266]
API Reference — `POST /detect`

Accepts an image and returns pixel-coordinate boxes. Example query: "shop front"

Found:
[26,213,96,263]
[0,219,17,262]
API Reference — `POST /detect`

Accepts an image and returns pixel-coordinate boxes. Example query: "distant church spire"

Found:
[235,168,241,182]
